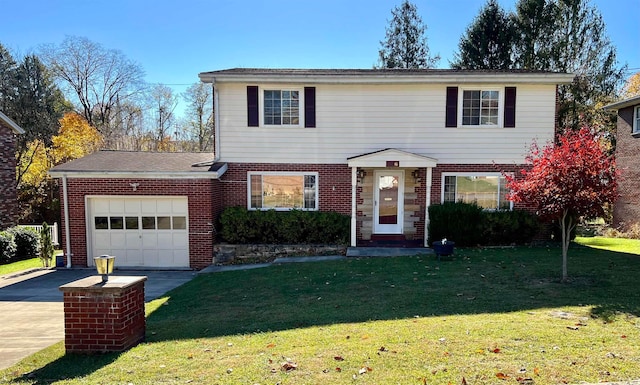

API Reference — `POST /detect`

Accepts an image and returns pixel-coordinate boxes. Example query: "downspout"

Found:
[62,174,72,268]
[213,83,221,161]
[424,167,433,248]
[350,167,357,247]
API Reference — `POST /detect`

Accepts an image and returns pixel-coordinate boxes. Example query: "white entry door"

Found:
[88,197,189,268]
[374,170,404,234]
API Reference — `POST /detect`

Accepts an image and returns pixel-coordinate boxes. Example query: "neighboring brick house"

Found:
[0,111,24,229]
[50,68,573,269]
[604,95,640,232]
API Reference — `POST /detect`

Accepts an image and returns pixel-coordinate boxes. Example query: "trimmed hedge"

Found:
[428,202,540,247]
[219,207,350,245]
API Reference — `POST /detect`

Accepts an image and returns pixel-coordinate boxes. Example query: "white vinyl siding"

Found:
[217,83,557,165]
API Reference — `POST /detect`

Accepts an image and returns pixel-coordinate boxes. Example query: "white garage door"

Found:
[88,197,189,268]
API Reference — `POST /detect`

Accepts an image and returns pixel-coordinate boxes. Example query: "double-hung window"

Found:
[462,89,500,126]
[248,172,318,210]
[442,174,511,210]
[634,106,640,134]
[263,90,300,125]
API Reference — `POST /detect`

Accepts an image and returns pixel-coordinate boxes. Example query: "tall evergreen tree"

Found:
[454,0,625,133]
[512,0,558,70]
[376,0,439,69]
[451,0,514,69]
[0,44,18,115]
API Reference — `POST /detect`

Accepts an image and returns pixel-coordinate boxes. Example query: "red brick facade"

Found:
[614,105,640,231]
[60,277,146,353]
[220,162,352,214]
[221,162,530,245]
[0,121,19,229]
[60,178,218,269]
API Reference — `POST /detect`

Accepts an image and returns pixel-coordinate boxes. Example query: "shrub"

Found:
[0,232,17,264]
[428,202,483,246]
[428,202,540,247]
[7,227,40,261]
[481,210,540,245]
[39,222,54,268]
[219,207,350,244]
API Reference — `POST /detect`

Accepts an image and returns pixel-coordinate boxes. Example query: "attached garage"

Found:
[88,196,189,268]
[49,151,227,270]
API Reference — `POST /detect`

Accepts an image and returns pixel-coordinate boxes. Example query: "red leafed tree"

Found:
[507,127,617,282]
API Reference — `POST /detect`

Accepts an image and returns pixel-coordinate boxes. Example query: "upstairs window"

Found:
[264,90,300,125]
[462,90,499,126]
[247,86,315,128]
[634,106,640,134]
[442,174,511,210]
[446,87,515,128]
[249,172,318,211]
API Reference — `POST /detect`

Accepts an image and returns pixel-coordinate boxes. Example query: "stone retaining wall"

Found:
[213,244,347,265]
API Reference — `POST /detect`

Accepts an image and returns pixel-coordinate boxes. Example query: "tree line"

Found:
[377,0,637,135]
[1,37,214,223]
[2,0,638,225]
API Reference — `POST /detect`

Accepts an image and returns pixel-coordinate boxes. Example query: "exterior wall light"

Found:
[94,255,115,283]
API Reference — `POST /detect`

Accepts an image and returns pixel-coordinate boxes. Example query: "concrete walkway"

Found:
[0,268,196,370]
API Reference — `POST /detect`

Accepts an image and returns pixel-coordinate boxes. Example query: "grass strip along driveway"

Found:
[2,242,640,384]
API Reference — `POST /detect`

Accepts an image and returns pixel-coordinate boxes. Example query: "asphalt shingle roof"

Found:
[50,151,221,173]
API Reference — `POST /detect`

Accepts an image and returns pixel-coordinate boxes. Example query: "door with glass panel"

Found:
[374,170,404,234]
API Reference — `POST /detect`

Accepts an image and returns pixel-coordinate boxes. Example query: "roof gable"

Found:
[0,111,25,134]
[347,148,437,168]
[603,95,640,111]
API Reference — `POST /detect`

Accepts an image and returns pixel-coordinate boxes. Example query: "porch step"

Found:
[346,247,433,258]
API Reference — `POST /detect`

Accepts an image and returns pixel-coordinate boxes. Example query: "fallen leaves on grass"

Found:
[281,360,298,372]
[496,372,510,380]
[334,355,344,361]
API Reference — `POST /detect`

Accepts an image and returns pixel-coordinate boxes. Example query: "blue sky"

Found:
[1,0,637,117]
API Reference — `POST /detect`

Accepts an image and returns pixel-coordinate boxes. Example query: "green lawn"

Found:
[575,236,640,254]
[0,258,43,277]
[3,241,640,384]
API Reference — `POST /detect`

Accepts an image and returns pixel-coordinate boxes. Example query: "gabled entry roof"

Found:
[347,148,437,168]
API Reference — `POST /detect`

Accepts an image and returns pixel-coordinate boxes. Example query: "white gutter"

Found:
[350,167,357,247]
[62,174,72,268]
[199,72,575,85]
[213,84,221,161]
[48,167,227,180]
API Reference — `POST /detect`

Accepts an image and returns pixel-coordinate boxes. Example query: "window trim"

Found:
[458,87,504,128]
[259,86,304,128]
[441,172,513,211]
[634,105,640,134]
[247,171,319,211]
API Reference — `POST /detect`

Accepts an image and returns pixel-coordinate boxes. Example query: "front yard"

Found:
[2,240,640,384]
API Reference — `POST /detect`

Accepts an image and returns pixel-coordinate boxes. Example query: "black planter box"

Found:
[432,241,455,260]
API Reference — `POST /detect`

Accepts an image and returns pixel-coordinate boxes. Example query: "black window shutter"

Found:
[247,86,259,127]
[504,87,516,128]
[304,87,316,128]
[445,87,458,127]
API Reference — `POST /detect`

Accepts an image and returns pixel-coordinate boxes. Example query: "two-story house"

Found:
[50,68,573,269]
[604,95,640,232]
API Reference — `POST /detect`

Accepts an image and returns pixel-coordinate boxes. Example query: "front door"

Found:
[374,170,404,234]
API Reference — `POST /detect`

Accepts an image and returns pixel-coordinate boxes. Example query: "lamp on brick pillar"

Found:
[94,255,115,283]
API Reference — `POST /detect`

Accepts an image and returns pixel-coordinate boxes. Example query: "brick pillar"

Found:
[59,276,147,353]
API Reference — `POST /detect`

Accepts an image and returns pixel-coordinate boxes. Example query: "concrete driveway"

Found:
[0,268,196,370]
